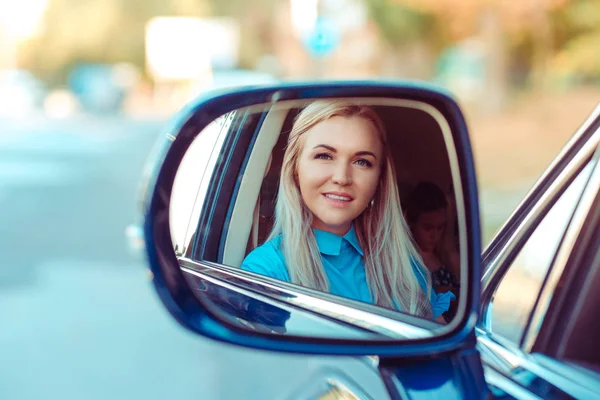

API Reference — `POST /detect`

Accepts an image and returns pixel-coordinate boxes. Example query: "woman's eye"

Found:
[355,159,373,167]
[314,153,332,160]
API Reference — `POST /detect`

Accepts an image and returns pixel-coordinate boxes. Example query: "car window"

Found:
[170,112,234,255]
[489,160,594,344]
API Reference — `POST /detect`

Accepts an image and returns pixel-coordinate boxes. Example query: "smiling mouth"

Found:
[323,193,353,202]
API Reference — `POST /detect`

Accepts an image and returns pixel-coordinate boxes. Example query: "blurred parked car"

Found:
[68,63,139,115]
[0,69,47,117]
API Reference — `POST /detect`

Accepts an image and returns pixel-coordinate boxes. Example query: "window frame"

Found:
[190,107,269,262]
[484,158,595,344]
[170,112,234,256]
[477,140,600,398]
[480,106,600,349]
[531,142,600,365]
[481,106,600,268]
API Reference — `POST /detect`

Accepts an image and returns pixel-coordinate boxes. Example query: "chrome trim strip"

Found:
[180,260,436,339]
[478,330,597,399]
[523,142,600,352]
[181,266,381,339]
[533,354,600,395]
[182,258,441,330]
[477,329,523,371]
[482,366,542,400]
[183,258,396,313]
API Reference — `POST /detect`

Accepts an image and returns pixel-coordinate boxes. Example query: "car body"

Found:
[144,82,600,399]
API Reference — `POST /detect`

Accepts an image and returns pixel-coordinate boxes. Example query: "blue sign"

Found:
[303,18,341,58]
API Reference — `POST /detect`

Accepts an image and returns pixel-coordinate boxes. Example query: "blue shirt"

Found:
[241,226,455,319]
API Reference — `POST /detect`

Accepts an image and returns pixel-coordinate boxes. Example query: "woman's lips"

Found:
[322,193,353,208]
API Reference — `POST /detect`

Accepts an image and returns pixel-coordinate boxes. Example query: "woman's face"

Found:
[412,209,446,252]
[295,115,383,236]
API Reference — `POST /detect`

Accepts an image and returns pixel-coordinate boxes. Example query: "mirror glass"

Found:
[169,97,466,339]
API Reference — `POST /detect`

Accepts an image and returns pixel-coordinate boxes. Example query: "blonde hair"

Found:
[268,100,433,318]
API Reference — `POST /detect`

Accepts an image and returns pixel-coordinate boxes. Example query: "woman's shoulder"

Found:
[247,235,284,259]
[240,236,290,281]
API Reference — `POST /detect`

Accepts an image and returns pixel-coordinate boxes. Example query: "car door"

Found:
[478,105,600,398]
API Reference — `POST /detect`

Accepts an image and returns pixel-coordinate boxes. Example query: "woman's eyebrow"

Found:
[355,151,377,158]
[313,145,377,158]
[313,144,336,152]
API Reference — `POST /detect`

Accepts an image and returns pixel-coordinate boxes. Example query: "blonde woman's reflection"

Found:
[242,101,455,321]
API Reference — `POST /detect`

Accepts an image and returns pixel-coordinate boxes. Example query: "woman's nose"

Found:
[331,163,351,186]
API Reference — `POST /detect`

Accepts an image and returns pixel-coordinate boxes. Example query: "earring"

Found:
[369,199,374,208]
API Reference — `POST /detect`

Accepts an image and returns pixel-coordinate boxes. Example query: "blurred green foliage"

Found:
[22,0,210,85]
[18,0,600,87]
[365,0,437,47]
[206,0,279,72]
[550,0,600,84]
[20,0,282,85]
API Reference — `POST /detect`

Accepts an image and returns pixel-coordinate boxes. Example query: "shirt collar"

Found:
[313,225,364,256]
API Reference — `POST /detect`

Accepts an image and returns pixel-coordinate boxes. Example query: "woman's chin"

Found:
[313,220,353,235]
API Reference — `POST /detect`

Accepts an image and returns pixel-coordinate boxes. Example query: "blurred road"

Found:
[0,116,157,284]
[0,115,389,400]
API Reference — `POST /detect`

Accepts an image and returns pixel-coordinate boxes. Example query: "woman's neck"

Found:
[311,222,353,237]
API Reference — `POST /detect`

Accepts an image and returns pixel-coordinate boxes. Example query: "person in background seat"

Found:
[405,181,461,321]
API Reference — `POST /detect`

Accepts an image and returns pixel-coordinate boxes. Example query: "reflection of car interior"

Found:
[218,102,458,270]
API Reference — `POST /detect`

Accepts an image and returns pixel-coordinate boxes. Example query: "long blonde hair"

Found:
[268,100,433,318]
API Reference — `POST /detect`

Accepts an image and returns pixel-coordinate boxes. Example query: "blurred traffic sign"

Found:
[302,18,341,58]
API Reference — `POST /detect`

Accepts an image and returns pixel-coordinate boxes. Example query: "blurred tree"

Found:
[386,0,576,91]
[549,0,600,84]
[366,0,436,45]
[20,0,599,90]
[20,0,281,85]
[20,0,210,85]
[204,0,278,70]
[364,0,439,78]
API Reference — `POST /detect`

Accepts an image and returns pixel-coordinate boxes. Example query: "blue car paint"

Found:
[384,349,488,399]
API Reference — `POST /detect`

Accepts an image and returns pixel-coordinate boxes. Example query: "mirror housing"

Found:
[140,81,481,356]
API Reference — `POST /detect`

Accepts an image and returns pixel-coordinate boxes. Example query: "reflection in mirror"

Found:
[170,98,465,339]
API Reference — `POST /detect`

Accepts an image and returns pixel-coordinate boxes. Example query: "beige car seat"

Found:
[250,154,273,250]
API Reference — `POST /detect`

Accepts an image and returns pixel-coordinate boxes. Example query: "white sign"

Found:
[145,17,240,81]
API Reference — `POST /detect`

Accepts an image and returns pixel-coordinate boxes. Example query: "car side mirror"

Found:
[139,81,482,356]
